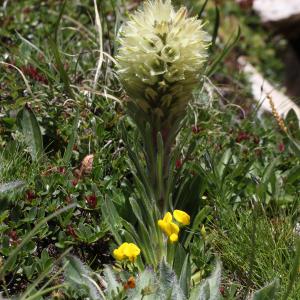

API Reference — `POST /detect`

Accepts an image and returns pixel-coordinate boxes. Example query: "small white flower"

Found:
[294,222,300,237]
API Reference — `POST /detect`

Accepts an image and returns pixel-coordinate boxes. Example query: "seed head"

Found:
[268,95,288,133]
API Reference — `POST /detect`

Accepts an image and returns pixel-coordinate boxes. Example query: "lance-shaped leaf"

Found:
[252,279,279,300]
[64,255,103,300]
[17,104,43,161]
[190,260,222,300]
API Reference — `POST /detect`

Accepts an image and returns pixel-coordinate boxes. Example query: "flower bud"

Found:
[200,224,206,239]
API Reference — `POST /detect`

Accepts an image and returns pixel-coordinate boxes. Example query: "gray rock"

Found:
[238,57,300,122]
[253,0,300,37]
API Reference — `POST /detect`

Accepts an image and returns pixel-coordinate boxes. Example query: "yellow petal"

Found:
[173,7,187,25]
[119,242,129,251]
[173,210,190,226]
[113,248,125,261]
[123,243,141,262]
[113,243,130,261]
[158,220,171,236]
[158,219,166,230]
[163,212,173,223]
[170,221,180,234]
[169,233,178,242]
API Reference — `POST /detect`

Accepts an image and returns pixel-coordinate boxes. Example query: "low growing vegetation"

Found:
[0,0,299,299]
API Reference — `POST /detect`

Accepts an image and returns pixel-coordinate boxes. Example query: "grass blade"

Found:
[283,239,300,299]
[206,27,241,77]
[210,6,220,51]
[198,0,209,19]
[93,0,104,91]
[49,39,74,99]
[63,108,79,165]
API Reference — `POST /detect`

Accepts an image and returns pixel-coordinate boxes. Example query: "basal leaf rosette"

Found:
[116,0,208,129]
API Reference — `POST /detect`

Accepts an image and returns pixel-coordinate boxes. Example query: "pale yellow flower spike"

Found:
[116,0,208,122]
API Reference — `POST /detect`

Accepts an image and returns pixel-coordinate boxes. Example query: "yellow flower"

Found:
[123,243,141,262]
[173,210,190,226]
[113,242,128,261]
[158,212,180,243]
[160,211,172,223]
[169,233,178,242]
[113,242,141,262]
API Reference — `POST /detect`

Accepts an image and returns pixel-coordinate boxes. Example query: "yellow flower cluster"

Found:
[158,210,190,242]
[158,212,179,242]
[113,242,141,262]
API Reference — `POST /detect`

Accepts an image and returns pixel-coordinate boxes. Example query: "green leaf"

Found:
[190,260,222,300]
[174,175,204,212]
[198,0,209,19]
[17,104,43,161]
[283,239,300,299]
[216,148,232,179]
[128,197,157,265]
[144,123,155,174]
[64,255,102,300]
[49,0,73,99]
[262,158,279,184]
[121,122,154,202]
[103,266,122,298]
[156,132,164,208]
[252,279,279,300]
[158,259,186,300]
[285,108,300,139]
[284,165,300,185]
[53,0,67,42]
[288,134,300,157]
[0,210,9,223]
[173,244,187,278]
[0,204,75,280]
[63,109,79,164]
[49,39,74,98]
[122,220,144,248]
[127,268,157,299]
[210,6,220,50]
[129,197,144,225]
[179,255,191,298]
[101,197,122,244]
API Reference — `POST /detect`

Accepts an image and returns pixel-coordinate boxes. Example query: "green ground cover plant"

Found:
[0,0,299,299]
